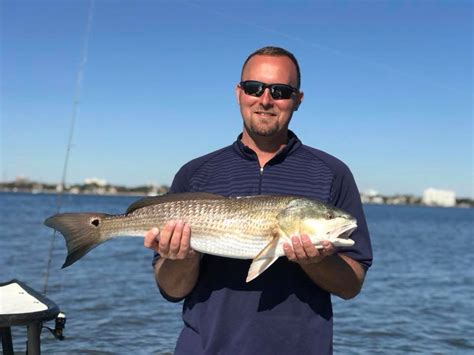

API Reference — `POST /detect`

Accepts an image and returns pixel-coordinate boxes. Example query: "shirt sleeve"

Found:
[330,167,373,270]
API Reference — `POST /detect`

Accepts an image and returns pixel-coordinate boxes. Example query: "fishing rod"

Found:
[41,0,95,341]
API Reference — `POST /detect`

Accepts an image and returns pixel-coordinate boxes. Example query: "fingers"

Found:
[283,242,296,261]
[167,220,182,256]
[144,227,159,249]
[176,223,192,259]
[283,235,319,262]
[320,240,335,256]
[283,235,334,264]
[144,220,194,260]
[299,235,319,258]
[167,221,192,259]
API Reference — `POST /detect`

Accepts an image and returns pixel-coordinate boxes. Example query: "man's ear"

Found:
[294,91,304,111]
[235,84,241,105]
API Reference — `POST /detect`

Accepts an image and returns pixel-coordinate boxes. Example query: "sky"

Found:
[1,0,473,198]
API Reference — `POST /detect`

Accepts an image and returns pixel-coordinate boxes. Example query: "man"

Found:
[144,46,372,354]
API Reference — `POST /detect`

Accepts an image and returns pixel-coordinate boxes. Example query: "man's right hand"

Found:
[145,221,201,299]
[144,220,199,260]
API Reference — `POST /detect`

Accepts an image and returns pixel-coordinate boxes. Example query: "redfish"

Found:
[44,192,356,282]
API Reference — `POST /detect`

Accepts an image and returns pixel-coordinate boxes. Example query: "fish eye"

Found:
[325,211,335,219]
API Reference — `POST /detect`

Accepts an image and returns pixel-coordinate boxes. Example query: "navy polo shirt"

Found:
[158,131,372,355]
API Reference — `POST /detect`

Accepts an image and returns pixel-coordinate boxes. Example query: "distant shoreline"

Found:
[0,189,147,198]
[0,180,169,198]
[1,188,472,208]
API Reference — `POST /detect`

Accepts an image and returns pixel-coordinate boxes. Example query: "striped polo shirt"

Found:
[160,130,372,355]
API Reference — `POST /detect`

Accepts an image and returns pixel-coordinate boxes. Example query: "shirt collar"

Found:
[232,130,302,163]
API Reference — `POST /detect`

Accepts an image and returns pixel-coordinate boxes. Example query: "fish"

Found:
[44,192,357,282]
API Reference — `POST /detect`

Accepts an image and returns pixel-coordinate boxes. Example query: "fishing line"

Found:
[43,0,95,296]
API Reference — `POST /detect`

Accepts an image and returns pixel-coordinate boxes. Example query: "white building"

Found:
[84,177,107,186]
[360,189,384,204]
[422,188,456,207]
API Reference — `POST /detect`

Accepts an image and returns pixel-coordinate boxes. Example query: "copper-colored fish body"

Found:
[44,193,357,281]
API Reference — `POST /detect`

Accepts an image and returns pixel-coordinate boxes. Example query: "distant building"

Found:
[70,187,80,194]
[422,188,456,207]
[147,184,161,196]
[364,189,379,197]
[84,177,107,187]
[107,186,117,194]
[361,189,384,204]
[15,175,29,183]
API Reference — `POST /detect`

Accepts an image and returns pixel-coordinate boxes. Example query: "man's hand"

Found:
[283,235,364,299]
[144,220,199,260]
[144,220,201,299]
[283,235,335,264]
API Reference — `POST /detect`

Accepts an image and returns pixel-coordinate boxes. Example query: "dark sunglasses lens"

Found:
[242,81,263,96]
[270,85,294,100]
[241,81,296,100]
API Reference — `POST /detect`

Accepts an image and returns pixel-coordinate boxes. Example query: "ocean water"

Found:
[0,192,473,354]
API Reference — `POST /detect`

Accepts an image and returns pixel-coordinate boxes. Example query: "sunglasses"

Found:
[239,80,298,100]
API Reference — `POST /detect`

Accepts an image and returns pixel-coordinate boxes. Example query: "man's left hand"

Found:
[283,235,335,264]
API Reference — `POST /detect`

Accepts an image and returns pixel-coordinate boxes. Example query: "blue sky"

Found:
[1,0,473,197]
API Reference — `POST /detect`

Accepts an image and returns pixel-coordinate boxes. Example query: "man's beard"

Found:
[246,118,279,137]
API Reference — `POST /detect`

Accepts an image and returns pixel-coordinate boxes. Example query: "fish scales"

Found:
[99,196,292,258]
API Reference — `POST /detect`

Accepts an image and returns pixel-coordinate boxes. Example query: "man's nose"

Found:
[259,88,274,107]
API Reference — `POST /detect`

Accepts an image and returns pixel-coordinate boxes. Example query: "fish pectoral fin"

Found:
[246,236,281,282]
[253,227,288,261]
[246,257,279,283]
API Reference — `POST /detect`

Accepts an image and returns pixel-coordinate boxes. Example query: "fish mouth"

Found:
[328,220,357,246]
[338,221,357,238]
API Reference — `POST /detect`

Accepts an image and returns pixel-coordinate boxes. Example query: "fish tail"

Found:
[44,213,111,268]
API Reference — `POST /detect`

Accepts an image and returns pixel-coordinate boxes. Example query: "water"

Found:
[1,193,473,354]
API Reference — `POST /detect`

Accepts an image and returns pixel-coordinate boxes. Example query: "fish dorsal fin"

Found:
[126,192,225,214]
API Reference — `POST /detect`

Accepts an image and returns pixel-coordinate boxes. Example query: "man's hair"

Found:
[241,46,301,89]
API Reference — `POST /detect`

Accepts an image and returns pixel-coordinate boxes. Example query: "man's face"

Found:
[236,55,303,139]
